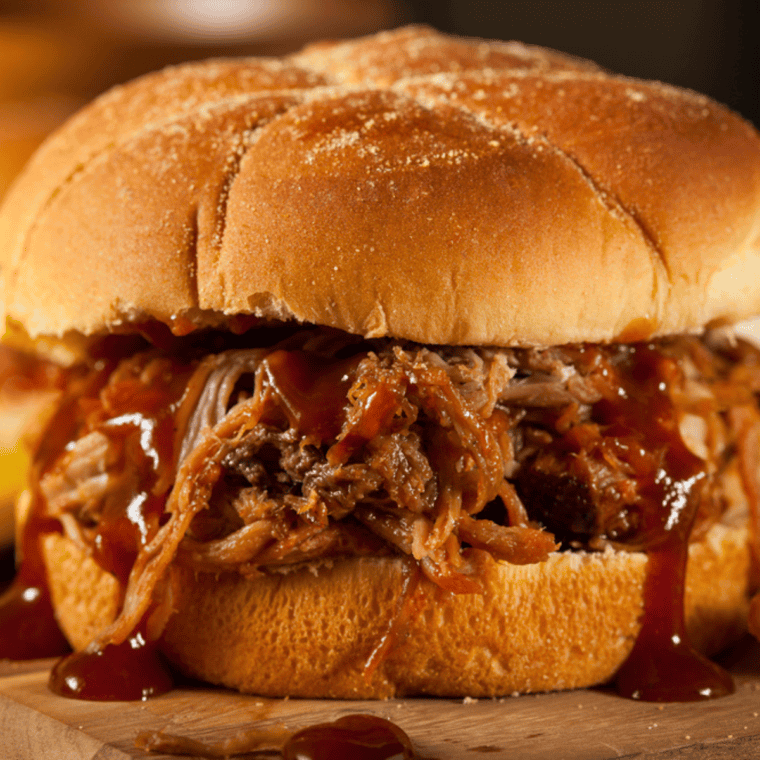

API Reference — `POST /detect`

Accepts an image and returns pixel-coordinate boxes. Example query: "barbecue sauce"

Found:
[0,512,70,660]
[0,358,109,662]
[283,714,417,760]
[614,539,734,701]
[260,349,362,442]
[596,345,734,701]
[135,713,417,758]
[0,354,186,694]
[41,358,192,698]
[0,340,743,707]
[48,626,173,701]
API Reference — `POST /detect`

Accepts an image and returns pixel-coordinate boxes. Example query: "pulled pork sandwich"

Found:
[2,26,760,702]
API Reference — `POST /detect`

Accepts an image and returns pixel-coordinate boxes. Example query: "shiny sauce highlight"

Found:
[0,351,91,661]
[49,624,173,701]
[597,344,734,701]
[0,511,70,660]
[283,714,417,760]
[0,341,739,707]
[44,357,193,699]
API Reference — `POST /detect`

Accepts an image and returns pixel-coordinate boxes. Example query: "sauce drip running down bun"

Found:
[1,26,760,702]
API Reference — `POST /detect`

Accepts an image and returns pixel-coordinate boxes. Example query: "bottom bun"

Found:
[43,521,751,699]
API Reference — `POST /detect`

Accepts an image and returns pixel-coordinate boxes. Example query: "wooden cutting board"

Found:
[2,637,760,759]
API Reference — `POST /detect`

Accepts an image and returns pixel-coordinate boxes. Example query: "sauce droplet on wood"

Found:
[0,572,70,660]
[283,714,417,760]
[48,628,173,701]
[0,510,70,660]
[614,540,735,701]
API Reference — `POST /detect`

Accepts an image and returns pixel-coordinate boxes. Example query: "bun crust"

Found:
[2,26,760,346]
[42,521,751,698]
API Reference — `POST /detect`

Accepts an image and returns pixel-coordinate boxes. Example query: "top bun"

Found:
[1,26,760,346]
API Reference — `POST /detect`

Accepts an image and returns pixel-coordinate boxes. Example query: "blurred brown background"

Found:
[414,0,759,127]
[0,0,758,577]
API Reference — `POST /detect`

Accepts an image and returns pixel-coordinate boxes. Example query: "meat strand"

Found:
[31,329,760,651]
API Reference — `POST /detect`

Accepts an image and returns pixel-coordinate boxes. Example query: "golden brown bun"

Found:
[42,520,751,698]
[2,26,760,346]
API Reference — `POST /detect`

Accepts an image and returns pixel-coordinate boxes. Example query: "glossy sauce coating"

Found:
[615,541,734,701]
[602,345,734,700]
[87,357,194,582]
[42,358,193,698]
[48,622,173,701]
[0,346,73,659]
[283,714,417,760]
[260,349,362,442]
[0,340,743,705]
[0,557,70,660]
[0,464,72,660]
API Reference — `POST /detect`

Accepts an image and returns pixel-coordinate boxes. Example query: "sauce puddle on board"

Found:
[136,713,418,759]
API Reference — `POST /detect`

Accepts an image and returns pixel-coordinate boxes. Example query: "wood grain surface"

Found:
[1,636,760,759]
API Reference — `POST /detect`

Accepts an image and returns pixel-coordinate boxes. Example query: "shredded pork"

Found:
[33,329,760,648]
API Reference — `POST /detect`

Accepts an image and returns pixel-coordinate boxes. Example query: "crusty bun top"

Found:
[1,25,760,346]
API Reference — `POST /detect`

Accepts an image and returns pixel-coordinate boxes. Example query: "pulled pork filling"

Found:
[32,328,760,648]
